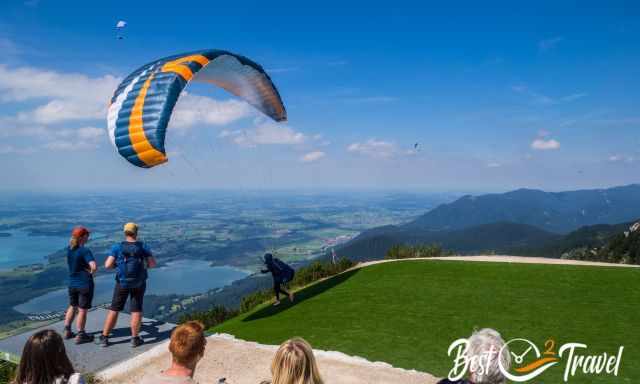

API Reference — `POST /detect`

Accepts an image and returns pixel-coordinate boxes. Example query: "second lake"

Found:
[14,259,249,314]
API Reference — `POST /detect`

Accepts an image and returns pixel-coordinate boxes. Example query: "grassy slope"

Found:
[214,260,639,383]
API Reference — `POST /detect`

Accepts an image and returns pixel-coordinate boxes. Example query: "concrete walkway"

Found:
[0,308,175,373]
[357,254,640,269]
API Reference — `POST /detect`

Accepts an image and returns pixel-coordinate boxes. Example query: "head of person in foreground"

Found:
[13,329,81,384]
[269,337,324,384]
[169,321,207,373]
[140,321,207,384]
[467,328,511,384]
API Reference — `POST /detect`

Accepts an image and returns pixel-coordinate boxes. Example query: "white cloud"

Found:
[347,139,398,158]
[342,96,397,104]
[0,64,120,129]
[43,141,97,151]
[223,120,306,147]
[312,134,331,146]
[608,154,634,163]
[487,161,502,168]
[531,138,561,150]
[560,93,588,102]
[20,99,105,124]
[20,126,106,152]
[538,36,564,52]
[77,126,105,140]
[300,151,326,163]
[0,64,119,104]
[511,84,586,106]
[0,144,36,155]
[170,93,252,130]
[265,67,299,74]
[218,129,237,138]
[116,20,127,28]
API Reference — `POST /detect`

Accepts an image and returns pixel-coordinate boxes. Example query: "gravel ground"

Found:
[98,333,439,384]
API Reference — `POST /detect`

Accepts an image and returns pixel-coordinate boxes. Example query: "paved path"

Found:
[0,308,175,373]
[357,255,640,269]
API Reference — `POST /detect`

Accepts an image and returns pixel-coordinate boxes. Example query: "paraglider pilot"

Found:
[261,253,295,306]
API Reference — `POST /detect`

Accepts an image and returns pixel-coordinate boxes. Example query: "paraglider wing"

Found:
[107,49,287,168]
[115,20,126,39]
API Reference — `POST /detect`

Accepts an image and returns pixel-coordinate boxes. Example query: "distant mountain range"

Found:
[407,184,640,234]
[336,184,640,262]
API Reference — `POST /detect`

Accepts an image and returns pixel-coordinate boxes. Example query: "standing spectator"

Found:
[99,222,157,348]
[63,226,97,344]
[13,329,85,384]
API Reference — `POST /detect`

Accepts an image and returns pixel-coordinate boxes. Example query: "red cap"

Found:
[71,226,90,238]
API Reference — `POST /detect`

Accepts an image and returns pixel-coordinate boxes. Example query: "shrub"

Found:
[385,244,445,259]
[0,361,16,384]
[179,305,239,329]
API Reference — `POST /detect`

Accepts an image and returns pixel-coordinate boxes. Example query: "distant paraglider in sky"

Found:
[107,49,287,168]
[115,20,126,39]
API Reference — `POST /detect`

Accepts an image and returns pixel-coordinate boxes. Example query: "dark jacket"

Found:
[260,254,284,281]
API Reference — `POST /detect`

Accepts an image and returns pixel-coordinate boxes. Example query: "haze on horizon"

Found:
[0,1,638,193]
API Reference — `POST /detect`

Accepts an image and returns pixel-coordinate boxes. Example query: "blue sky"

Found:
[0,0,639,192]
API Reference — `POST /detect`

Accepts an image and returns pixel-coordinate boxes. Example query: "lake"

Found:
[14,260,249,314]
[0,229,68,270]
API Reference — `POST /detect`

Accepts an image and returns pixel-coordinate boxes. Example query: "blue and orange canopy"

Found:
[107,49,287,168]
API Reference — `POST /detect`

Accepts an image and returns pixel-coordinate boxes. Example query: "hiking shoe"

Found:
[131,336,144,348]
[273,300,281,306]
[75,331,94,345]
[63,327,74,340]
[98,335,109,348]
[289,292,295,302]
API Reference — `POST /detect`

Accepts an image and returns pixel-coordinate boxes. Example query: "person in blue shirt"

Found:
[99,222,157,348]
[63,226,97,344]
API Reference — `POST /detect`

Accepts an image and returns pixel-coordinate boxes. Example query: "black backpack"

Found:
[273,258,295,283]
[116,241,147,288]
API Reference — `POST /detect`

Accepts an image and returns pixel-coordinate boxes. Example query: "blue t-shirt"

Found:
[110,241,152,287]
[67,246,95,289]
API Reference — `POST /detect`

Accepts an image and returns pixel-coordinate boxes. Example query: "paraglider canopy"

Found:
[115,20,126,39]
[107,49,287,168]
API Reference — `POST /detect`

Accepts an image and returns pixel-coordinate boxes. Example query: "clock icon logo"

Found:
[499,338,559,382]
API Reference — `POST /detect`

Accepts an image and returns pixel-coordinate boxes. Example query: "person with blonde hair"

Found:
[262,337,324,384]
[63,226,97,344]
[139,321,207,384]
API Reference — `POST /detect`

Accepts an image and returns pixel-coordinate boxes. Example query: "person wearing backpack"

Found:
[99,222,157,348]
[261,253,295,306]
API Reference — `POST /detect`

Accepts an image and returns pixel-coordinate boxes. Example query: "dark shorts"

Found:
[68,284,94,310]
[110,282,146,312]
